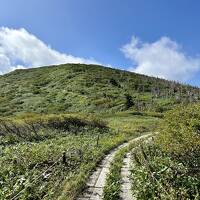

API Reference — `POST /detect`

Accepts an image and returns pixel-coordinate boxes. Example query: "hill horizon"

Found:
[0,63,199,117]
[2,63,199,88]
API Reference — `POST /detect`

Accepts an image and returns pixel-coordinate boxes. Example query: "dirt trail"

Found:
[77,142,128,200]
[120,152,135,200]
[77,134,151,200]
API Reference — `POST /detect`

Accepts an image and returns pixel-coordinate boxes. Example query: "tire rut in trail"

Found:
[76,134,152,200]
[120,134,152,200]
[120,152,135,200]
[76,142,128,200]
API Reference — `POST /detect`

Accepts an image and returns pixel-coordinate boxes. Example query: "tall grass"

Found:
[0,114,107,145]
[131,104,200,199]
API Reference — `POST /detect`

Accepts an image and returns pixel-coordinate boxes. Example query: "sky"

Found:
[0,0,200,86]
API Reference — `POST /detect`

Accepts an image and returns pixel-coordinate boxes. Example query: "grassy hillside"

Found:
[0,112,158,200]
[0,63,199,199]
[0,63,199,116]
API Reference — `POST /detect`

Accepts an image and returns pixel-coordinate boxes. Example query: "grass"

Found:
[0,113,107,145]
[0,63,199,199]
[0,112,160,200]
[58,134,129,200]
[103,111,160,134]
[130,104,200,200]
[131,143,200,200]
[0,129,128,199]
[58,113,160,200]
[103,146,127,200]
[103,134,152,200]
[0,63,198,116]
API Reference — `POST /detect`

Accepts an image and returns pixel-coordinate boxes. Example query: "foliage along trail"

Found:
[77,133,151,200]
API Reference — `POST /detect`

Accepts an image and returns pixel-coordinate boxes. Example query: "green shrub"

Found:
[131,144,200,200]
[125,94,134,109]
[131,104,200,199]
[0,114,108,145]
[156,103,200,157]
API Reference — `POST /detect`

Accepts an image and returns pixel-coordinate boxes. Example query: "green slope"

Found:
[0,63,199,116]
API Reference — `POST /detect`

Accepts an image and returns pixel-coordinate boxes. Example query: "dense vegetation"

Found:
[0,114,106,145]
[0,64,199,116]
[0,64,199,199]
[0,111,158,200]
[131,103,200,199]
[0,114,115,199]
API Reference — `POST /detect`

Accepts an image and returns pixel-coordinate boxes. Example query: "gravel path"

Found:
[77,134,151,200]
[120,152,135,200]
[77,142,128,200]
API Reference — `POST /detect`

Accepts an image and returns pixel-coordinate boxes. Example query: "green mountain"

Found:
[0,63,199,116]
[1,63,200,200]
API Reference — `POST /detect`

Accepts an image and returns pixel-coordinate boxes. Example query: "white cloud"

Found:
[121,36,200,81]
[0,27,99,74]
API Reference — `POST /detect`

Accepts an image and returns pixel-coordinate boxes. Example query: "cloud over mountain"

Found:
[0,27,99,74]
[121,36,200,81]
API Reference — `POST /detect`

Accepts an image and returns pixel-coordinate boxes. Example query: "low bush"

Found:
[0,114,108,145]
[131,144,200,200]
[156,103,200,159]
[131,103,200,199]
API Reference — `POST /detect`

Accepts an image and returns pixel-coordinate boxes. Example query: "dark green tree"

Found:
[125,94,134,109]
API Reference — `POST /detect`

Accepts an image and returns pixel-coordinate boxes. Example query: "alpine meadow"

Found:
[1,1,200,199]
[0,63,199,200]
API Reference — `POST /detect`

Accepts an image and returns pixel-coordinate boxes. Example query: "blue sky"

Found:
[0,0,200,86]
